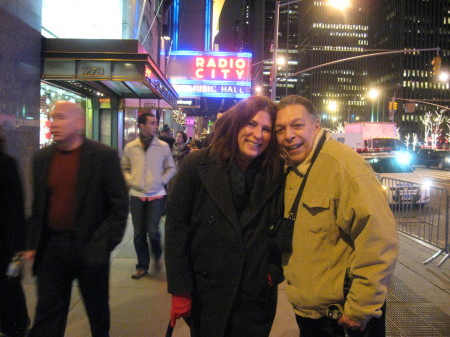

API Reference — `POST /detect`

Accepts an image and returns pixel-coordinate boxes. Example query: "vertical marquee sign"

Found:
[167,51,252,99]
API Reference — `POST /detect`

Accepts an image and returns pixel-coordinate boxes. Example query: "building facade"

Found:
[370,0,450,141]
[0,0,177,206]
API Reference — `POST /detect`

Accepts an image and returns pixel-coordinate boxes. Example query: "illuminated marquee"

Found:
[167,51,252,98]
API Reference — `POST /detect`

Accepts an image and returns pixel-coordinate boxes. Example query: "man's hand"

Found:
[170,293,192,327]
[338,313,366,331]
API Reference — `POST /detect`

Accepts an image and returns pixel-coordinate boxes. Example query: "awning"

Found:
[41,38,178,109]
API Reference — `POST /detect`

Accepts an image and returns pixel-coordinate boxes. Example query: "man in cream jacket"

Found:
[275,96,398,337]
[122,113,176,279]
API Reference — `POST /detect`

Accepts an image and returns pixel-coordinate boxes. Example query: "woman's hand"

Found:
[170,293,192,327]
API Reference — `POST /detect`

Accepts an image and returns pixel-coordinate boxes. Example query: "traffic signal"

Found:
[432,56,441,76]
[389,101,398,111]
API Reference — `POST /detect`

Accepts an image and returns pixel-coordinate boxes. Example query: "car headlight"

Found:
[396,152,411,165]
[422,180,432,188]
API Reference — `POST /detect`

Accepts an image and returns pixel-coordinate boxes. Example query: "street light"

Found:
[368,88,380,122]
[252,57,286,97]
[439,72,449,82]
[328,101,338,129]
[328,0,351,10]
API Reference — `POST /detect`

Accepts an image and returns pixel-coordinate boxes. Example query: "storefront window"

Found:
[124,109,138,144]
[40,82,87,148]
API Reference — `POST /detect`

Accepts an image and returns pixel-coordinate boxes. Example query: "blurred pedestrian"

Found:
[275,95,398,337]
[165,95,284,337]
[0,129,29,337]
[24,101,129,337]
[172,131,190,170]
[201,110,225,148]
[187,138,199,152]
[122,113,176,279]
[159,124,175,149]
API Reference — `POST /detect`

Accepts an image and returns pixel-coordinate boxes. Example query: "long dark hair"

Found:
[211,95,282,179]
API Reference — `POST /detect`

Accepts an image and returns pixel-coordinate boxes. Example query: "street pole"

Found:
[371,102,374,122]
[377,98,380,122]
[271,0,301,101]
[271,1,280,101]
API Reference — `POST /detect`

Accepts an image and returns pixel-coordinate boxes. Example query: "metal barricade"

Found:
[380,177,449,267]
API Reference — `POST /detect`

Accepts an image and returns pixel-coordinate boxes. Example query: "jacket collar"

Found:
[130,136,162,148]
[197,153,239,226]
[198,151,282,229]
[287,128,330,176]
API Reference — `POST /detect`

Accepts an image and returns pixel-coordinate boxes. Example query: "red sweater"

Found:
[47,147,81,232]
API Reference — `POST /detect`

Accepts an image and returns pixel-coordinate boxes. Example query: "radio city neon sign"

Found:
[194,57,248,80]
[167,51,252,98]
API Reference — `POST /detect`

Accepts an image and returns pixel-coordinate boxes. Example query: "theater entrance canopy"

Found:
[41,38,178,109]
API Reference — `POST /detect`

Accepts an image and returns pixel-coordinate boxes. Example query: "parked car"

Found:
[413,149,450,170]
[363,152,431,205]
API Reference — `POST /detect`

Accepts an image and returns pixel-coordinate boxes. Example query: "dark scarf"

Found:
[139,134,153,151]
[229,156,262,219]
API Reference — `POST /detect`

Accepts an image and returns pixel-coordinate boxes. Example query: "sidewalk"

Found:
[20,218,450,337]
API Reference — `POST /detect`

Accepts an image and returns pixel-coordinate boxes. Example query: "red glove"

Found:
[170,293,192,327]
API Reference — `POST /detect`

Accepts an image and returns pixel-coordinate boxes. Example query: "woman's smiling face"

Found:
[236,110,272,167]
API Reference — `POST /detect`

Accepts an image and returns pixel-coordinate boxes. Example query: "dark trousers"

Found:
[130,196,164,270]
[0,276,29,336]
[28,235,110,337]
[295,303,386,337]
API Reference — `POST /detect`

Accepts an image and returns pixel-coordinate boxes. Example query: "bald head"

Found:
[50,100,85,150]
[51,101,84,118]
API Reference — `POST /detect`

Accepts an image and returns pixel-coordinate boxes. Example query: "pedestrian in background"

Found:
[159,124,175,149]
[165,95,284,337]
[274,95,398,337]
[172,131,190,170]
[122,113,176,279]
[24,101,129,337]
[0,128,29,337]
[201,110,225,148]
[187,138,200,152]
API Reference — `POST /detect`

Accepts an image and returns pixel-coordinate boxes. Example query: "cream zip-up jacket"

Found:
[283,130,398,324]
[121,137,176,197]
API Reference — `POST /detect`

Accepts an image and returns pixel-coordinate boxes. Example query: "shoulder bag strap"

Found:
[288,132,327,221]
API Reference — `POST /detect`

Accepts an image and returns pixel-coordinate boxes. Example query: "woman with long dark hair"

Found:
[172,131,190,170]
[165,95,284,337]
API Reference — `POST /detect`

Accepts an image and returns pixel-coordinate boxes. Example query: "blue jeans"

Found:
[130,196,165,270]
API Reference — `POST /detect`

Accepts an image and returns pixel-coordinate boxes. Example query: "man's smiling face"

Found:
[275,104,320,165]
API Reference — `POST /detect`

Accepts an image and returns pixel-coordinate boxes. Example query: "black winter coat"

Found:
[0,153,25,279]
[27,139,129,273]
[165,148,284,337]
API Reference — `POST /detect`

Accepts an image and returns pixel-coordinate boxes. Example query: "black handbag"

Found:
[268,133,327,253]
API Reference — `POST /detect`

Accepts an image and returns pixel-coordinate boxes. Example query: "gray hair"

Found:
[277,95,321,121]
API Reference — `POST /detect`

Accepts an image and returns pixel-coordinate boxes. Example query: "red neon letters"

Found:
[194,57,248,80]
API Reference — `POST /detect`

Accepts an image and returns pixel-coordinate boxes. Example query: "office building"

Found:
[370,0,450,139]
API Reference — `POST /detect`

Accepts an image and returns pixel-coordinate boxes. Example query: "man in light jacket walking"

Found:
[122,113,176,279]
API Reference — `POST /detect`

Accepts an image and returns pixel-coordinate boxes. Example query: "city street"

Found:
[415,166,450,191]
[16,216,450,337]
